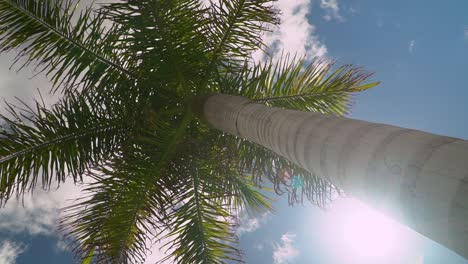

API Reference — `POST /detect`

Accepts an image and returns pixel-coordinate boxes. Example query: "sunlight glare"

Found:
[317,197,419,263]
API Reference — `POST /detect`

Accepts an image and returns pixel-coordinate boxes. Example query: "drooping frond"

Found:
[61,155,180,264]
[231,137,340,207]
[61,110,194,264]
[0,93,131,204]
[209,167,273,216]
[194,137,272,215]
[142,127,272,263]
[222,56,379,115]
[158,168,242,264]
[0,0,134,93]
[188,136,272,215]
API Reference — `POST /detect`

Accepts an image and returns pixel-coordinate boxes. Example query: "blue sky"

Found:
[0,0,467,263]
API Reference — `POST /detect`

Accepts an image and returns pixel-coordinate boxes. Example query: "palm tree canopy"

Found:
[0,0,378,263]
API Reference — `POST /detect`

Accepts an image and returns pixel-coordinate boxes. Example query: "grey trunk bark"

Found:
[201,94,468,259]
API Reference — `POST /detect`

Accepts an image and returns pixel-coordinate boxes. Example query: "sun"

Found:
[315,197,420,263]
[331,198,401,257]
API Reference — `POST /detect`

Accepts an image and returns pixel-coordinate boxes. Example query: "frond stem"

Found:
[192,171,209,262]
[252,91,344,103]
[3,0,136,78]
[0,123,125,163]
[199,0,246,91]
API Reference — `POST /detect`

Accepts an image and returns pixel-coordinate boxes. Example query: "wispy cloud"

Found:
[408,40,416,53]
[464,27,468,40]
[0,241,27,264]
[236,212,269,236]
[320,0,343,22]
[253,0,327,62]
[272,232,299,264]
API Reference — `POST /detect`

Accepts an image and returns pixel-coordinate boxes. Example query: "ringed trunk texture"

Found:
[201,94,468,259]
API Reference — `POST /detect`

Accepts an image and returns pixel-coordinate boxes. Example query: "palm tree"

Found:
[5,0,463,263]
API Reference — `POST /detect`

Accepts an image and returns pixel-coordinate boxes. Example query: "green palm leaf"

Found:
[61,109,194,263]
[159,169,242,264]
[224,56,379,115]
[0,0,134,93]
[233,138,340,207]
[206,0,279,71]
[150,128,272,263]
[61,157,177,264]
[194,139,273,215]
[102,0,209,98]
[0,93,130,204]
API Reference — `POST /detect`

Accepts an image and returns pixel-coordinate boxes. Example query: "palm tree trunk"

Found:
[198,94,468,259]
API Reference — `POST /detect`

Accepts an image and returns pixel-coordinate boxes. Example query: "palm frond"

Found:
[101,0,209,98]
[159,168,242,264]
[61,110,194,263]
[215,170,273,216]
[194,137,273,215]
[60,156,179,264]
[146,128,273,263]
[222,56,379,115]
[233,138,341,207]
[206,0,279,69]
[0,0,134,93]
[0,93,130,204]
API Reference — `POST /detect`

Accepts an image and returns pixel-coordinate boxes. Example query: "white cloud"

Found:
[197,0,329,63]
[0,241,27,264]
[0,181,84,236]
[408,40,416,53]
[273,232,299,264]
[0,48,93,258]
[320,0,343,22]
[252,0,327,62]
[236,212,269,236]
[464,27,468,40]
